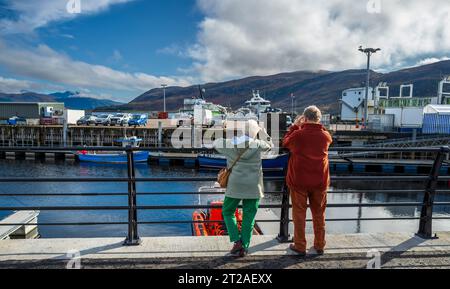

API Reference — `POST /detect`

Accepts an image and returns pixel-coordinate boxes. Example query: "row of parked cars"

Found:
[6,116,62,125]
[76,113,148,126]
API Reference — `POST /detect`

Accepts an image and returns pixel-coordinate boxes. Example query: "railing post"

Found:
[124,146,141,245]
[417,146,448,239]
[277,154,291,243]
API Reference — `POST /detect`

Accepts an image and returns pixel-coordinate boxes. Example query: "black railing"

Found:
[0,146,449,245]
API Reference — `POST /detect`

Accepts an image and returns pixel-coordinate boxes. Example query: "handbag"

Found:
[217,147,249,188]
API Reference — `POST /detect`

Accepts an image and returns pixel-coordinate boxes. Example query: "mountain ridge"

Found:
[0,91,123,110]
[112,60,450,113]
[2,60,450,113]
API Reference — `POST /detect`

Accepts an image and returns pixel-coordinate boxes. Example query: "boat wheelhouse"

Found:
[245,90,272,117]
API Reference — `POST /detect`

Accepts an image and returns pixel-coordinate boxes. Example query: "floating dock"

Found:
[330,158,450,175]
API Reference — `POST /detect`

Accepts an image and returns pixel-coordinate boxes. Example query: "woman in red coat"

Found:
[283,106,332,256]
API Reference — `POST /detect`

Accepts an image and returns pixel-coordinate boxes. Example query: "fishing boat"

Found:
[191,185,262,236]
[197,153,289,171]
[76,136,149,163]
[245,90,272,117]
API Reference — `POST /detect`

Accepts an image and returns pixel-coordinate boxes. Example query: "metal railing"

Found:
[0,146,449,245]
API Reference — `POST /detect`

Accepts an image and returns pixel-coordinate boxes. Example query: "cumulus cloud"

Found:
[190,0,450,81]
[0,76,60,93]
[414,57,450,67]
[0,41,192,94]
[0,0,193,100]
[65,89,116,100]
[0,0,134,34]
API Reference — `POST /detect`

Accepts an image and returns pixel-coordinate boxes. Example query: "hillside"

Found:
[114,60,450,114]
[3,60,450,114]
[0,92,55,103]
[48,91,122,110]
[0,91,122,110]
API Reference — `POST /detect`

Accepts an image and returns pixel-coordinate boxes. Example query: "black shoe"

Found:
[315,248,324,255]
[289,244,306,257]
[238,248,248,258]
[230,240,243,255]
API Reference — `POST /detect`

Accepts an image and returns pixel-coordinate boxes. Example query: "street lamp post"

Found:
[290,93,295,118]
[161,84,168,112]
[358,46,380,129]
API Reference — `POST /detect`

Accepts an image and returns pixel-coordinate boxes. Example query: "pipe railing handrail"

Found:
[0,146,448,243]
[2,202,450,211]
[1,189,449,197]
[0,146,448,153]
[2,216,450,227]
[0,175,444,183]
[4,216,450,227]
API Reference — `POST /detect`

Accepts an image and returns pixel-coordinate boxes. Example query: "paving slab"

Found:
[0,232,449,268]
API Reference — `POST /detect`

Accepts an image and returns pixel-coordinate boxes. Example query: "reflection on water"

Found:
[0,159,449,238]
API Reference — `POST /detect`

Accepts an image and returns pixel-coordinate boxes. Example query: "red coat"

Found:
[283,123,332,191]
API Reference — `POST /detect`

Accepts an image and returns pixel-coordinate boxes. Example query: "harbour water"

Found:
[0,159,449,238]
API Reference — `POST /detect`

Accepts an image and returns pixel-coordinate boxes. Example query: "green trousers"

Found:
[222,196,260,249]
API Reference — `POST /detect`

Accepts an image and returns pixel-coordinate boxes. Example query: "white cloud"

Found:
[414,57,450,67]
[0,0,193,101]
[0,41,193,95]
[111,49,123,61]
[61,34,75,39]
[190,0,450,81]
[0,76,36,92]
[0,0,134,34]
[157,44,188,58]
[0,76,60,93]
[67,90,115,100]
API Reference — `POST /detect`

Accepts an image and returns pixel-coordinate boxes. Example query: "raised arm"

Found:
[282,124,301,150]
[255,127,274,152]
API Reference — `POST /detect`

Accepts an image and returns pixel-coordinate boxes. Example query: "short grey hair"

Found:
[303,105,322,122]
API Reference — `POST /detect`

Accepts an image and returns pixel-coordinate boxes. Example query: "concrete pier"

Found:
[0,232,449,269]
[0,211,39,240]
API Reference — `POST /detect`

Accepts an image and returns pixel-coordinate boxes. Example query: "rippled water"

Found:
[0,159,449,238]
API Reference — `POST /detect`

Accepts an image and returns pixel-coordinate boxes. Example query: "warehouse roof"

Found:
[423,105,450,115]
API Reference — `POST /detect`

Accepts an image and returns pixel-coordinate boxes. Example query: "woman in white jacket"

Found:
[214,120,273,257]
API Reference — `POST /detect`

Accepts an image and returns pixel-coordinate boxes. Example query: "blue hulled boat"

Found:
[198,153,289,171]
[76,137,149,164]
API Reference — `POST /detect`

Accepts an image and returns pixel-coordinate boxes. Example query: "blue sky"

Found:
[36,0,200,75]
[0,0,449,102]
[0,0,202,101]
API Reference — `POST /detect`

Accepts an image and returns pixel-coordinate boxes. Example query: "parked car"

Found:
[77,115,97,126]
[8,116,27,125]
[110,113,131,126]
[94,114,113,126]
[128,114,148,126]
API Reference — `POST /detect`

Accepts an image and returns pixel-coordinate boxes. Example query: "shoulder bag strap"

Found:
[228,146,249,171]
